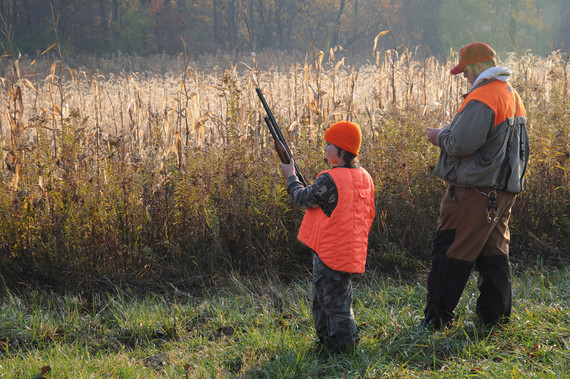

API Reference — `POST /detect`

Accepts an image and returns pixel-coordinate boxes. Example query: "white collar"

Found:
[473,66,512,87]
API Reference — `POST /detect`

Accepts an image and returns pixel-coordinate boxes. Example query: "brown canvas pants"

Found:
[423,186,517,329]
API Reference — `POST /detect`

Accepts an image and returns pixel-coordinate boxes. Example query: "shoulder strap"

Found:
[494,88,519,189]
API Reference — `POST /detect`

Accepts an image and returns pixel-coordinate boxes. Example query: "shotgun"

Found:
[256,87,307,186]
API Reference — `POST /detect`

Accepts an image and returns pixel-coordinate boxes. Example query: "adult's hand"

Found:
[427,127,441,146]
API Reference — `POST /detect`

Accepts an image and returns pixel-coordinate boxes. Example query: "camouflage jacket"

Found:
[286,165,360,217]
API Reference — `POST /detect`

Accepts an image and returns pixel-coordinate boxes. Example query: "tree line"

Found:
[1,0,569,61]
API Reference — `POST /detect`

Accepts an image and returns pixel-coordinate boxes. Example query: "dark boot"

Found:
[476,254,512,325]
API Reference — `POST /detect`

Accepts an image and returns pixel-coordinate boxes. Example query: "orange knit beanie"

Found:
[324,121,362,156]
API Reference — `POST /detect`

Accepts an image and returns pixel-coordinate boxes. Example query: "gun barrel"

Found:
[257,88,306,186]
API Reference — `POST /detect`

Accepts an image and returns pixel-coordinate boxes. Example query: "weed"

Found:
[0,49,568,287]
[0,268,568,377]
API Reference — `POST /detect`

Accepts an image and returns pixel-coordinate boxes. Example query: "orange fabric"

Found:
[459,81,526,126]
[297,167,375,273]
[324,121,362,156]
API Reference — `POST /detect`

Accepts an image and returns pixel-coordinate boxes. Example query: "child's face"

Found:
[325,142,342,165]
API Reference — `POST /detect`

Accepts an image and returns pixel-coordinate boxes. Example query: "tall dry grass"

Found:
[0,49,568,288]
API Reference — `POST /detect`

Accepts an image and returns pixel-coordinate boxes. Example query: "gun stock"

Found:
[263,117,290,164]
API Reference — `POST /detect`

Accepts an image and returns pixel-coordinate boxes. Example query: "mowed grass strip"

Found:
[1,267,568,377]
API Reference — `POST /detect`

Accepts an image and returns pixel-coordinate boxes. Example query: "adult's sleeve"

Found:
[437,100,495,157]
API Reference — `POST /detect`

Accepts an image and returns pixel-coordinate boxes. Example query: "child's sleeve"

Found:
[287,173,337,215]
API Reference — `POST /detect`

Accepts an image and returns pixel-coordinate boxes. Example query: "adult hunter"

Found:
[422,42,530,330]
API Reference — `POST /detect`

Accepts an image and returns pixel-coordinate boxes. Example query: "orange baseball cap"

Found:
[451,42,496,75]
[324,121,362,156]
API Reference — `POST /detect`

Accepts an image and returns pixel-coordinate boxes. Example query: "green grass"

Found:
[1,266,569,378]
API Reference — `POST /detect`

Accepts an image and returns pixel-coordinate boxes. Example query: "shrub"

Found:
[0,49,568,288]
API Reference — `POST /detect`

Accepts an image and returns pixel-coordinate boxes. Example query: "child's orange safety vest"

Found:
[298,167,375,273]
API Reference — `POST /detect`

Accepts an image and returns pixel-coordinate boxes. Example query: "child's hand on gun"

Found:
[279,158,296,179]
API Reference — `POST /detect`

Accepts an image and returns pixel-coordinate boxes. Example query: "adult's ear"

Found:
[474,62,484,74]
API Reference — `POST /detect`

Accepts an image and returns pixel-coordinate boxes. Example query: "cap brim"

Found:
[450,64,464,75]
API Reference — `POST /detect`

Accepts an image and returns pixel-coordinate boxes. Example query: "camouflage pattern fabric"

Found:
[287,171,338,216]
[312,253,359,349]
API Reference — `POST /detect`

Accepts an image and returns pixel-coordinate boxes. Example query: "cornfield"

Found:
[1,48,568,288]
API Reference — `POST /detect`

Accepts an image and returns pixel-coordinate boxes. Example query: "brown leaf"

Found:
[373,30,391,54]
[41,43,57,56]
[23,78,38,93]
[41,365,52,374]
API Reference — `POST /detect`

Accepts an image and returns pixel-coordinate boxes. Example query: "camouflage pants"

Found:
[312,253,359,348]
